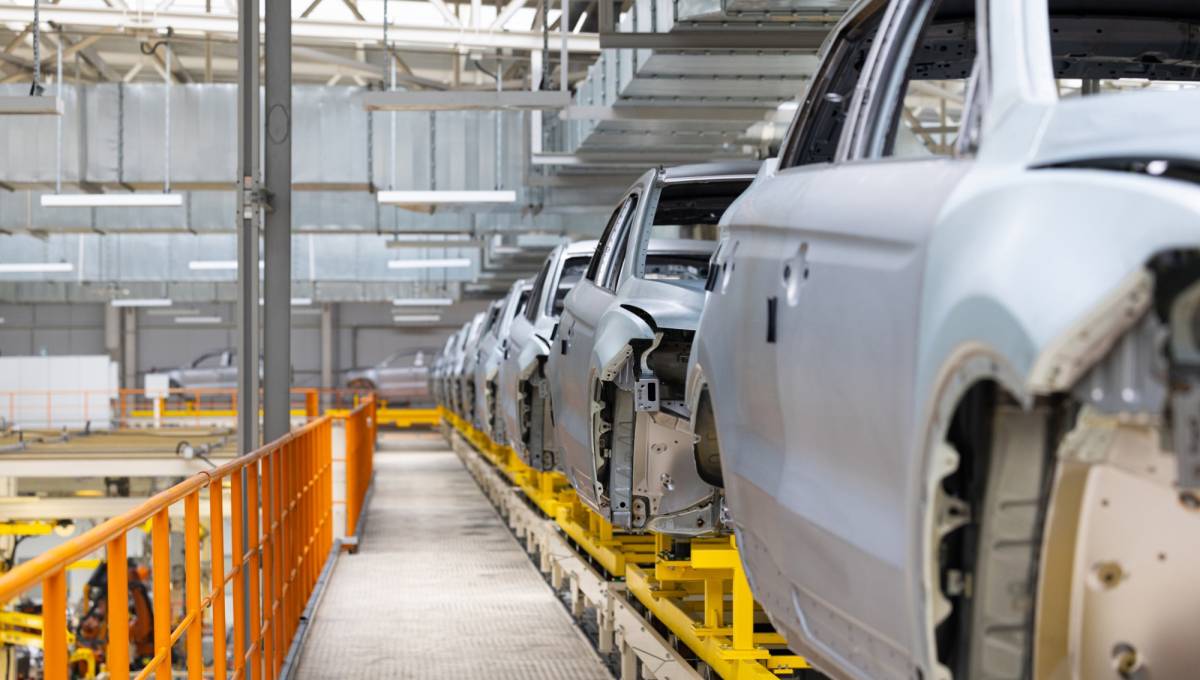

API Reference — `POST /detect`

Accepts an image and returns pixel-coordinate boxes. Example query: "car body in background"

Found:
[545,162,757,536]
[454,304,500,425]
[431,331,460,407]
[690,1,1200,678]
[498,240,598,471]
[473,279,532,439]
[448,316,481,420]
[344,350,433,404]
[161,348,238,390]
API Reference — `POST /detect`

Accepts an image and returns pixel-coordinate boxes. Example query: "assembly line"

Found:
[433,2,1200,678]
[2,0,1199,677]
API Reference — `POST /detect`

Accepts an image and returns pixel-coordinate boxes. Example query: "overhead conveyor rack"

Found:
[442,408,815,680]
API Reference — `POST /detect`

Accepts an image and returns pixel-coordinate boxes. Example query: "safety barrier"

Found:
[0,416,335,680]
[338,397,378,541]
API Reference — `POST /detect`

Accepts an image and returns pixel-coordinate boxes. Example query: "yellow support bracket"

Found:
[442,411,809,679]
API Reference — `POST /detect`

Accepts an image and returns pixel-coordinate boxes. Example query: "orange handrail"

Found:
[0,416,335,680]
[339,398,378,540]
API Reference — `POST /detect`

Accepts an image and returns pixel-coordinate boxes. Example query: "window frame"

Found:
[848,0,988,161]
[589,195,639,292]
[777,0,892,170]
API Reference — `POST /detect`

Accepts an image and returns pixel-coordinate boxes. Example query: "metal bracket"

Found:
[1172,380,1200,489]
[634,377,660,412]
[240,179,273,218]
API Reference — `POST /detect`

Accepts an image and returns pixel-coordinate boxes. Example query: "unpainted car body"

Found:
[163,349,239,390]
[473,279,533,438]
[498,240,598,470]
[689,1,1200,678]
[431,331,459,407]
[449,312,487,421]
[344,350,433,404]
[546,162,757,536]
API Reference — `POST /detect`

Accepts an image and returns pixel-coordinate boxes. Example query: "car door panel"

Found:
[719,158,972,673]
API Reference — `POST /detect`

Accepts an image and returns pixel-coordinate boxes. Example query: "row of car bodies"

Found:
[436,1,1200,679]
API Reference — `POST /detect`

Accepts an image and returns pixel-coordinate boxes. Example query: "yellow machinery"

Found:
[442,407,809,680]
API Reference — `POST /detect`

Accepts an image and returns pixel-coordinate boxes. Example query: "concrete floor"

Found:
[292,431,612,679]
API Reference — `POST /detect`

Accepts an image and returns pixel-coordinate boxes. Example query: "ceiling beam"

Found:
[0,6,601,54]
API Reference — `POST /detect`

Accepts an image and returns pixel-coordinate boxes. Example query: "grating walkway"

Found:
[292,432,613,680]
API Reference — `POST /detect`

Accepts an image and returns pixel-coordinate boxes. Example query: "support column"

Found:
[263,0,292,442]
[121,308,137,390]
[236,0,261,666]
[237,0,261,455]
[320,303,335,401]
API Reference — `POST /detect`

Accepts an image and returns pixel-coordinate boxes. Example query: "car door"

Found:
[723,0,985,671]
[553,184,645,505]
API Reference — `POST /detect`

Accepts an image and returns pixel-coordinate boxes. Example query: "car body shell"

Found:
[546,162,758,535]
[689,1,1200,678]
[344,351,432,404]
[450,312,488,421]
[498,240,599,469]
[473,279,532,438]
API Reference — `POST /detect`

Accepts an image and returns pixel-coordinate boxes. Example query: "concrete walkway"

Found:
[293,432,612,680]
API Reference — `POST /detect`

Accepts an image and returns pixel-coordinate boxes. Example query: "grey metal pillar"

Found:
[263,0,292,442]
[236,0,261,455]
[236,0,260,664]
[121,308,137,390]
[320,303,335,396]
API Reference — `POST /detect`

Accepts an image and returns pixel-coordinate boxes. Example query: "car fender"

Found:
[517,335,551,382]
[591,306,656,382]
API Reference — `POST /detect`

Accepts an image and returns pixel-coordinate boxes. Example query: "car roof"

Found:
[659,161,760,183]
[645,238,718,255]
[564,239,600,257]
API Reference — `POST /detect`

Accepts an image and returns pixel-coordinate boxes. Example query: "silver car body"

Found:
[498,240,598,470]
[344,350,432,404]
[691,1,1200,679]
[546,162,757,535]
[473,279,533,438]
[431,332,459,407]
[450,313,487,420]
[164,349,238,390]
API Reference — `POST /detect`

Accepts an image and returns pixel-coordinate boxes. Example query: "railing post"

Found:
[210,479,228,680]
[42,570,68,680]
[305,389,319,421]
[230,468,247,677]
[151,508,173,679]
[185,492,203,679]
[107,534,130,680]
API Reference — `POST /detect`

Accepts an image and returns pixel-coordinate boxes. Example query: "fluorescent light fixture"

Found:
[376,190,517,206]
[0,317,5,324]
[256,297,315,305]
[189,260,265,271]
[492,245,523,255]
[0,95,63,116]
[387,258,472,270]
[174,316,222,324]
[393,314,441,323]
[111,298,172,308]
[393,297,454,306]
[189,260,237,271]
[0,262,74,273]
[41,193,184,208]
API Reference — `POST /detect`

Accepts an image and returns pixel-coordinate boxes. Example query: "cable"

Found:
[30,0,42,95]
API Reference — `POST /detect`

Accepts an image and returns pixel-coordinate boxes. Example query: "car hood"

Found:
[1030,89,1200,168]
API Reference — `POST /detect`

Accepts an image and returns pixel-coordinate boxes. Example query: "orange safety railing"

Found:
[0,417,335,680]
[338,398,378,542]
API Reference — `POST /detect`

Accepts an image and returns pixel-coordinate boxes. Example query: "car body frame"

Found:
[546,162,757,536]
[689,0,1200,678]
[473,279,533,438]
[498,240,598,470]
